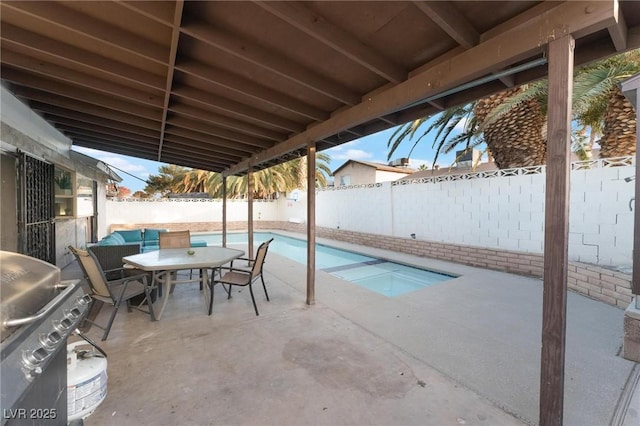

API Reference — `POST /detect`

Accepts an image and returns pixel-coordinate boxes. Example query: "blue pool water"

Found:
[195,232,456,297]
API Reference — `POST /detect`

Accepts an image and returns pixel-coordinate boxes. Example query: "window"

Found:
[340,175,351,186]
[54,167,75,218]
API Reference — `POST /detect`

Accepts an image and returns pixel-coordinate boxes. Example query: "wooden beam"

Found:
[257,1,406,83]
[1,67,162,121]
[2,1,169,64]
[164,126,257,156]
[158,0,184,162]
[539,34,574,426]
[172,86,305,133]
[181,22,360,105]
[426,99,446,111]
[19,92,160,131]
[52,122,158,144]
[167,116,270,149]
[247,167,254,261]
[176,60,328,121]
[608,2,627,51]
[33,106,159,138]
[159,150,230,170]
[116,0,176,26]
[224,0,617,176]
[306,141,316,306]
[63,129,158,148]
[162,135,246,161]
[498,73,516,88]
[72,138,158,159]
[222,176,227,248]
[0,23,166,90]
[1,49,164,108]
[413,1,479,49]
[169,103,286,142]
[634,87,640,297]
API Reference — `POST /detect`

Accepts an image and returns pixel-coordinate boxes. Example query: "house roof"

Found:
[1,1,638,176]
[398,161,499,180]
[69,150,122,182]
[332,159,415,176]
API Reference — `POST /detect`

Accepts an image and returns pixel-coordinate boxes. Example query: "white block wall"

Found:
[315,165,635,268]
[104,199,279,239]
[316,184,393,235]
[105,163,636,268]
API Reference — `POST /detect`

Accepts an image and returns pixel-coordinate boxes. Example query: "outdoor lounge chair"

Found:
[69,246,156,340]
[210,238,273,316]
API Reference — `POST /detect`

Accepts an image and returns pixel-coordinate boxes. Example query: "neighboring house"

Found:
[332,159,414,186]
[398,160,499,181]
[1,84,121,267]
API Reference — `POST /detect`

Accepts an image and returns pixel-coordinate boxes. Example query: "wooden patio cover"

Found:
[2,2,640,424]
[0,1,637,174]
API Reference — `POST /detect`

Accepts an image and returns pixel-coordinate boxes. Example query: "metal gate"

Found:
[17,152,55,263]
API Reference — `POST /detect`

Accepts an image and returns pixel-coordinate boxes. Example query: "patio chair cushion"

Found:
[99,233,126,246]
[114,229,143,243]
[143,228,167,246]
[190,240,207,247]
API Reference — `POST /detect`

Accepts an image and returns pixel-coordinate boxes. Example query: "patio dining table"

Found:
[123,246,244,320]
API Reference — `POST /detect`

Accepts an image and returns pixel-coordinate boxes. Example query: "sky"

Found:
[72,122,470,193]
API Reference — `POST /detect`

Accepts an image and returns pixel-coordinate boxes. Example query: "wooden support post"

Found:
[222,175,227,248]
[248,166,254,259]
[539,34,574,426]
[306,141,316,305]
[633,87,640,298]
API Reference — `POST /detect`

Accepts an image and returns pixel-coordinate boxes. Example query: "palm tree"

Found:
[387,103,478,169]
[175,152,332,199]
[284,152,332,188]
[474,86,547,168]
[572,50,640,157]
[176,169,211,193]
[388,49,639,168]
[144,165,189,196]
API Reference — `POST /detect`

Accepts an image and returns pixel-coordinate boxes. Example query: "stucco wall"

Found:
[333,162,376,186]
[375,169,412,182]
[1,85,109,268]
[333,163,410,185]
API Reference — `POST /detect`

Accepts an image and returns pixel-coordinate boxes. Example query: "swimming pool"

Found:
[195,232,456,297]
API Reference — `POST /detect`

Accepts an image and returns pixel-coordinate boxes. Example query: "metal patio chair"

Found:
[159,230,204,290]
[210,238,274,316]
[69,246,156,340]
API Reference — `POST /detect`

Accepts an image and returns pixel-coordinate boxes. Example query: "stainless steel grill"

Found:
[1,251,91,425]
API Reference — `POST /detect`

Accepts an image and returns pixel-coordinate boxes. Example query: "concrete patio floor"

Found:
[62,232,639,425]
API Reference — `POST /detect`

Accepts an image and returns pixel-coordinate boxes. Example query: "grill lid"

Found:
[1,251,60,341]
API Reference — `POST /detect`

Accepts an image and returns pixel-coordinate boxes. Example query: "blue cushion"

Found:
[114,230,142,243]
[99,234,123,246]
[190,240,207,247]
[142,245,159,252]
[143,228,167,242]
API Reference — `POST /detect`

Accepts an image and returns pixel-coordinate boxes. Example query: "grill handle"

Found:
[3,279,81,328]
